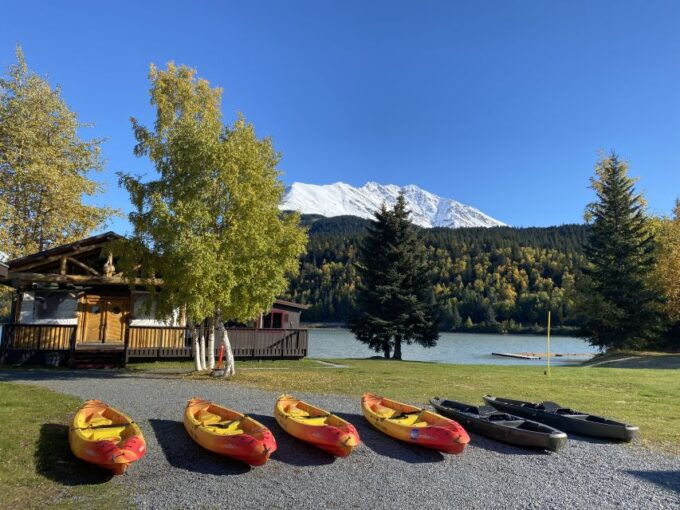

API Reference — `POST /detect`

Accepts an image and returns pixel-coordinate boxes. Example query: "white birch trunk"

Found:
[216,318,235,377]
[207,318,216,369]
[192,324,203,371]
[199,326,207,370]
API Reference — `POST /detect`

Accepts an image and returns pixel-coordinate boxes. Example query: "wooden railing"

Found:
[1,323,76,351]
[125,326,308,359]
[1,323,308,363]
[227,328,308,358]
[126,326,190,359]
[0,323,77,364]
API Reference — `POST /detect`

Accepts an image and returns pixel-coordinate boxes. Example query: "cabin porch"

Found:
[0,323,308,367]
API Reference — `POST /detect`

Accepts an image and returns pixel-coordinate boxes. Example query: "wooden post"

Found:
[60,256,67,275]
[67,326,77,367]
[123,320,131,366]
[0,325,9,364]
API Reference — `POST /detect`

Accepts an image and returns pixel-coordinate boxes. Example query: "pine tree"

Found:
[576,153,664,350]
[350,194,439,359]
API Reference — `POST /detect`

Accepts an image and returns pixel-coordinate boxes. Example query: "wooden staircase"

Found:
[71,346,125,369]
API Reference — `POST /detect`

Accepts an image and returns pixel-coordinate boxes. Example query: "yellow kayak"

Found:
[69,400,146,475]
[362,393,470,454]
[184,398,277,466]
[274,395,360,457]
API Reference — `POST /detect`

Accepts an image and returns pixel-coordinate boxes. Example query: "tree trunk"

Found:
[382,341,391,359]
[191,322,203,371]
[393,336,402,360]
[207,317,215,369]
[215,315,235,377]
[199,324,207,370]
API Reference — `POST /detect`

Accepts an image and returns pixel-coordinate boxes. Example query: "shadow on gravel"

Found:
[626,470,680,493]
[148,419,251,475]
[0,369,183,383]
[36,423,114,485]
[467,433,551,456]
[334,412,445,463]
[567,435,623,446]
[248,413,336,467]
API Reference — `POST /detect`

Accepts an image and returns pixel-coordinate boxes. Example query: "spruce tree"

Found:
[576,153,663,350]
[350,194,439,359]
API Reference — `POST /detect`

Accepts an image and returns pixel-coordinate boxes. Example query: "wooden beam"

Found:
[6,272,162,287]
[11,244,107,272]
[66,256,100,276]
[60,257,67,275]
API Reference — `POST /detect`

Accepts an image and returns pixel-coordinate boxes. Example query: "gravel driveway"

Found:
[2,369,679,509]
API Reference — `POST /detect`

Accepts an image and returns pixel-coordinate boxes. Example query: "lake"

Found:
[307,329,599,365]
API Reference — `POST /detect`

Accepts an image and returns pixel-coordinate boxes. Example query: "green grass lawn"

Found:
[0,382,127,509]
[127,358,323,371]
[165,358,680,452]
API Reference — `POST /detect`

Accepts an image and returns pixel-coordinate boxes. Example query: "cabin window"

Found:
[133,295,157,320]
[33,291,78,320]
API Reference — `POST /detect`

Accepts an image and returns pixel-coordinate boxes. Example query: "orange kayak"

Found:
[69,400,146,475]
[274,395,360,457]
[362,393,469,454]
[184,398,277,466]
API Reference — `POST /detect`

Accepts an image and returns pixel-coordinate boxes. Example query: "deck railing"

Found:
[1,323,308,364]
[0,323,77,363]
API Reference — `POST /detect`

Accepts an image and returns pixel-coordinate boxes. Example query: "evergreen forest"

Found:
[284,214,589,334]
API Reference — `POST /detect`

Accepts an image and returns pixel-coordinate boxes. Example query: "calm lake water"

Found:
[307,329,599,365]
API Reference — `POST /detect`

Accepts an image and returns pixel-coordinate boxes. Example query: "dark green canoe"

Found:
[430,397,567,452]
[483,396,639,442]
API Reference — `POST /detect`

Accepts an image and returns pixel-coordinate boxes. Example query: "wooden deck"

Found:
[0,323,308,365]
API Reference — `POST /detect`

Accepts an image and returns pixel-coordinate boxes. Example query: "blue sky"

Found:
[2,1,679,232]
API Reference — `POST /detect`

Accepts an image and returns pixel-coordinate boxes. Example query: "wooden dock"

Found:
[491,352,541,360]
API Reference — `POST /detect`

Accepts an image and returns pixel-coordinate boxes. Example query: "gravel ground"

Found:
[2,369,679,510]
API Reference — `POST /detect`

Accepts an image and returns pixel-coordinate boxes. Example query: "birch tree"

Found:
[119,62,307,374]
[0,45,114,316]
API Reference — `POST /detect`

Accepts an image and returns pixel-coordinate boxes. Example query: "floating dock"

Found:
[491,352,541,360]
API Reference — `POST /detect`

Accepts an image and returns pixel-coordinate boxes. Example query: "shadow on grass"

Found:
[36,423,113,485]
[334,412,445,463]
[247,413,336,467]
[148,419,250,475]
[626,470,680,493]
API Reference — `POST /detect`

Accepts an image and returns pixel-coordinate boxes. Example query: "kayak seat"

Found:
[89,415,114,428]
[286,405,310,418]
[299,416,329,426]
[206,421,244,435]
[390,413,427,427]
[196,410,223,425]
[83,425,127,441]
[371,403,401,419]
[488,413,515,422]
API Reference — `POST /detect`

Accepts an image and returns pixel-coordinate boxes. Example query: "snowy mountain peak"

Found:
[280,182,506,229]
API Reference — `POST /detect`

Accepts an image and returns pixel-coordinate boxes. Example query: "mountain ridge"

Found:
[280,181,506,229]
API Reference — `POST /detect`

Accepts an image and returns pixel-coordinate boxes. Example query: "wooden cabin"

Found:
[0,232,308,366]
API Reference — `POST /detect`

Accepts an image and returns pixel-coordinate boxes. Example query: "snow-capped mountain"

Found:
[280,182,506,228]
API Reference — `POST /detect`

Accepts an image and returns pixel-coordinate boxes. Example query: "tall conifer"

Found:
[350,195,439,359]
[577,153,663,349]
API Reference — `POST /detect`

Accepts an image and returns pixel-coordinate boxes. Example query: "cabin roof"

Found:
[273,298,309,310]
[5,232,308,311]
[8,231,122,271]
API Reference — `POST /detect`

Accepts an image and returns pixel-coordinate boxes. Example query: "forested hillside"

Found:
[284,215,589,333]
